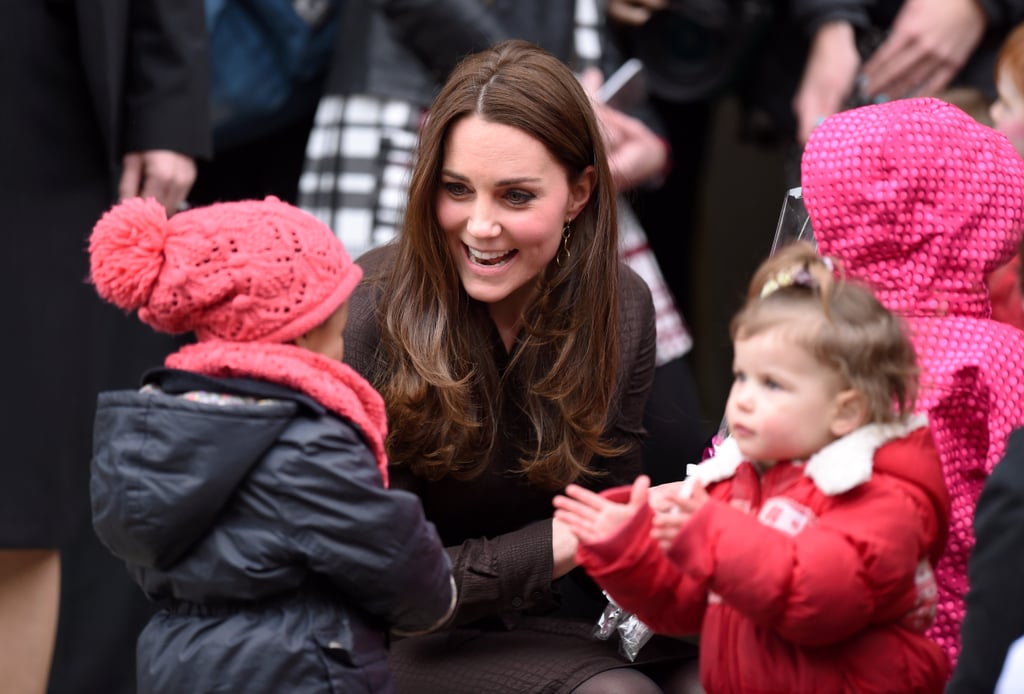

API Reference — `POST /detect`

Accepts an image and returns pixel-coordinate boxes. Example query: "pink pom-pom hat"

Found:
[88,196,362,344]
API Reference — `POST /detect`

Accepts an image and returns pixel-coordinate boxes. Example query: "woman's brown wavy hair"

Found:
[370,39,622,488]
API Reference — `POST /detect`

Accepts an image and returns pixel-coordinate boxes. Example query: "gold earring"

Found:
[556,219,572,267]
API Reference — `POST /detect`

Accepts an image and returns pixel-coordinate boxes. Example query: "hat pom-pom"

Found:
[89,197,170,311]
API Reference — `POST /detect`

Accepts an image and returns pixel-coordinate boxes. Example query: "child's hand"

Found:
[650,478,709,551]
[648,480,687,513]
[553,475,651,545]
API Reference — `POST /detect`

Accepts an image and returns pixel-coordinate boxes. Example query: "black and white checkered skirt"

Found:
[299,94,423,258]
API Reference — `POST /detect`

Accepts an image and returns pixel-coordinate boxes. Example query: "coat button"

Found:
[511,596,524,608]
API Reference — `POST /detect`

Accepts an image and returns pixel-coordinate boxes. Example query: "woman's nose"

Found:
[467,203,500,238]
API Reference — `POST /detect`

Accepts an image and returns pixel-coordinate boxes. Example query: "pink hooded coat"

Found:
[802,97,1024,666]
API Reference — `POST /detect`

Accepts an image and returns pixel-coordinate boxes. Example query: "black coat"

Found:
[92,369,455,693]
[0,0,211,546]
[948,427,1024,693]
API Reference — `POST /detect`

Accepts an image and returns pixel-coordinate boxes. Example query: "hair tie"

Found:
[761,266,818,298]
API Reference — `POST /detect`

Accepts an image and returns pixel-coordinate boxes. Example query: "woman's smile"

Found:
[465,244,519,267]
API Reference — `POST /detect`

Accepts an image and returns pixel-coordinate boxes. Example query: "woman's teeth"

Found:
[468,247,516,266]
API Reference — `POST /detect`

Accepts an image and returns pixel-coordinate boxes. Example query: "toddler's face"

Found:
[725,329,847,465]
[991,67,1024,158]
[297,302,349,362]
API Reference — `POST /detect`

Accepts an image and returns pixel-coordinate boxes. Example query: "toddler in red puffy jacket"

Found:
[555,241,950,693]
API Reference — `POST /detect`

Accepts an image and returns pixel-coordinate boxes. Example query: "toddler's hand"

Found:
[650,478,708,551]
[648,480,686,513]
[553,475,650,546]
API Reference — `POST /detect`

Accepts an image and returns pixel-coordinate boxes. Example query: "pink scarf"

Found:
[166,341,388,486]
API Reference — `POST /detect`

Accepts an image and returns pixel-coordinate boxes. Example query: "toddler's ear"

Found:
[831,389,868,438]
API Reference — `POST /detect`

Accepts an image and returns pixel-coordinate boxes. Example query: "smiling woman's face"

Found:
[436,115,593,330]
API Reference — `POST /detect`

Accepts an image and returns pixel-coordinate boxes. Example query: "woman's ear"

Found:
[830,389,868,438]
[567,165,596,219]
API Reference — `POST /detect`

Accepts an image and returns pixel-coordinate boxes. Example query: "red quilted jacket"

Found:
[577,421,949,693]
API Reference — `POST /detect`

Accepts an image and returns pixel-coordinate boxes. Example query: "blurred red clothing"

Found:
[988,254,1024,331]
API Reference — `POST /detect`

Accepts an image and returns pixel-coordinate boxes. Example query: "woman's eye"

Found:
[444,182,469,197]
[505,189,535,205]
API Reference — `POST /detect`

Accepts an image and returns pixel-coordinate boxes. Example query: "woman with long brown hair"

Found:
[344,39,698,694]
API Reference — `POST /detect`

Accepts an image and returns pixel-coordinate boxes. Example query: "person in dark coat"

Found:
[949,424,1024,692]
[343,40,698,693]
[0,2,209,692]
[87,196,456,693]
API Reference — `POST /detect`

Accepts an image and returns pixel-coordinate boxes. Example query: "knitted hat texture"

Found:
[802,97,1024,318]
[89,196,361,343]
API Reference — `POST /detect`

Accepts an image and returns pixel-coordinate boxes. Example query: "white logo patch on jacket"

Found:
[757,497,816,536]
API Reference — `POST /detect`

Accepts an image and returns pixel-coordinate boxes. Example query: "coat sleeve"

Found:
[671,479,936,646]
[276,419,456,634]
[440,519,562,626]
[123,0,212,157]
[948,428,1024,693]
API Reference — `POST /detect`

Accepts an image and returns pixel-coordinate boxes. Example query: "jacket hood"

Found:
[91,387,297,570]
[802,97,1024,318]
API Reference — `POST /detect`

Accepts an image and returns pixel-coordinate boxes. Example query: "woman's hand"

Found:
[119,150,197,216]
[579,67,669,191]
[860,0,986,102]
[793,21,861,144]
[608,0,668,26]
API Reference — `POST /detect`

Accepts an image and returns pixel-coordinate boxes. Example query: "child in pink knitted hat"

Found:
[87,196,455,693]
[802,96,1024,671]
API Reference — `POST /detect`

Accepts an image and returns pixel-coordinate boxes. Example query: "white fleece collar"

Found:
[685,414,929,496]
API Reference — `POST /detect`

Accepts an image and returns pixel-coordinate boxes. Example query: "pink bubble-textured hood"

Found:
[802,98,1024,667]
[803,97,1024,318]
